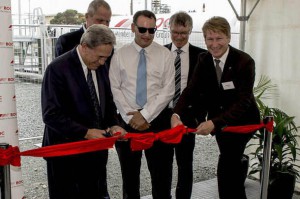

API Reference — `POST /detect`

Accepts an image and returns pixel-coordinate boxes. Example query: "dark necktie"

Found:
[173,48,182,106]
[215,59,222,84]
[136,49,147,107]
[87,69,102,128]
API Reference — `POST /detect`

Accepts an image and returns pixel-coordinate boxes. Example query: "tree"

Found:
[50,9,85,25]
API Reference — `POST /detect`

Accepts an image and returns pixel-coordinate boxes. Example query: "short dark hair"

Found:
[133,10,156,25]
[202,16,231,39]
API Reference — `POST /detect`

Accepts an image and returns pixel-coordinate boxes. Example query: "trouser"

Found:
[216,132,253,199]
[46,151,110,199]
[116,140,174,199]
[175,133,195,199]
[116,107,174,199]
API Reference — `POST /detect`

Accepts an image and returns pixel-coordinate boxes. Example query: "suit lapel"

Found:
[188,45,198,81]
[69,49,93,102]
[222,46,235,83]
[96,65,109,119]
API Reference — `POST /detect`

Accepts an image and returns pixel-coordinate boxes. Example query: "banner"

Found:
[0,0,25,198]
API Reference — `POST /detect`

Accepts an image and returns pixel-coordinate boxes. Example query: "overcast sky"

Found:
[11,0,240,16]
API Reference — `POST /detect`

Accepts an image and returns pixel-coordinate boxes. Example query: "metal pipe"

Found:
[0,144,11,199]
[260,116,274,199]
[227,0,261,51]
[239,0,246,51]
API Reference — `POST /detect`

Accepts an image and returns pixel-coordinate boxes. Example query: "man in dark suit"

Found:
[171,16,260,199]
[164,11,206,199]
[55,0,112,57]
[42,24,125,199]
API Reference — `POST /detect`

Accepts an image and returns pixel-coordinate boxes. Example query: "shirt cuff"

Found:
[172,113,181,120]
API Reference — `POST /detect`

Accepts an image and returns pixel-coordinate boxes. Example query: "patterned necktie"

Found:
[214,59,222,84]
[136,49,147,107]
[87,69,102,128]
[173,48,182,106]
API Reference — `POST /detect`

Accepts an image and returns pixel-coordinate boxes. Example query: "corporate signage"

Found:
[0,0,25,198]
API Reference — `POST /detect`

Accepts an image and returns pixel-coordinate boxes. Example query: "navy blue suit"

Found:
[55,27,113,67]
[174,46,260,199]
[55,27,84,58]
[165,43,206,199]
[42,48,118,199]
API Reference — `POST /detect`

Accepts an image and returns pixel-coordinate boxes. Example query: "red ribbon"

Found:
[0,121,273,167]
[222,122,273,134]
[0,146,21,167]
[125,125,191,151]
[20,136,118,158]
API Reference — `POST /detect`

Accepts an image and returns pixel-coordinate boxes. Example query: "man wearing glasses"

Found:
[165,11,206,199]
[109,10,175,199]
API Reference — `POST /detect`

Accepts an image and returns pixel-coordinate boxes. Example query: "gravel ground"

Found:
[15,81,219,199]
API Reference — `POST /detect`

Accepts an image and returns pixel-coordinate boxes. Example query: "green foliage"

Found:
[249,75,300,179]
[50,9,85,25]
[253,75,278,113]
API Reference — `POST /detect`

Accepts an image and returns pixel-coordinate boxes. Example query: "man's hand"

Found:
[171,114,183,128]
[109,125,128,141]
[84,129,108,139]
[110,125,127,136]
[194,120,215,135]
[127,111,150,131]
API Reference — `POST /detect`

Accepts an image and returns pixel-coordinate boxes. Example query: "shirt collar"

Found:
[171,42,189,53]
[82,23,87,32]
[132,40,153,53]
[213,46,230,64]
[76,46,88,74]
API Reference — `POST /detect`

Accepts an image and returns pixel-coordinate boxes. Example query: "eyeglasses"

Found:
[135,25,157,34]
[171,31,190,37]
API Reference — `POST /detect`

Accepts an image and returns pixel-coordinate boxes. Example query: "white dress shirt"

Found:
[169,43,190,108]
[109,41,175,123]
[76,47,100,102]
[212,46,230,71]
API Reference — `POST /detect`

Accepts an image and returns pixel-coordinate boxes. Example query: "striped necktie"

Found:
[87,69,102,128]
[173,48,182,106]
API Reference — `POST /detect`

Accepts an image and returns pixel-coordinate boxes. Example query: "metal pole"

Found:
[227,0,261,51]
[239,0,246,51]
[260,116,273,199]
[0,144,11,199]
[18,0,21,35]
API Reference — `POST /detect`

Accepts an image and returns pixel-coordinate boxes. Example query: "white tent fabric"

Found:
[245,0,300,189]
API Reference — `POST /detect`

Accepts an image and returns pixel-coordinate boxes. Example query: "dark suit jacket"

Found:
[42,48,118,147]
[165,43,206,128]
[55,27,114,67]
[55,27,84,57]
[174,45,260,131]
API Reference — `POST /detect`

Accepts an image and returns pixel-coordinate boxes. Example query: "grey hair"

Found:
[169,11,193,31]
[80,24,116,48]
[86,0,111,16]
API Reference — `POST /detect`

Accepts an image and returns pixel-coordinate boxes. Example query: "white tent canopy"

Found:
[245,0,300,190]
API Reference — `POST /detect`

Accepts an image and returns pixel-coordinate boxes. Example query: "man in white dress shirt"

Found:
[109,10,175,199]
